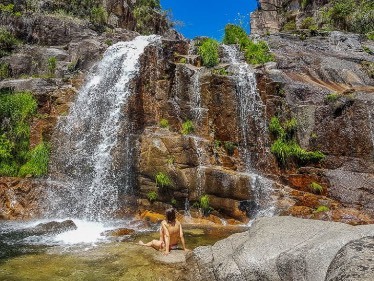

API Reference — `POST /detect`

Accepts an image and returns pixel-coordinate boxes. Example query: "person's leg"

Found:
[138,239,163,250]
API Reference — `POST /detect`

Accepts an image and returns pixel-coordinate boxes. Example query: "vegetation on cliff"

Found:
[133,0,170,35]
[197,38,220,67]
[223,24,274,65]
[281,0,374,36]
[0,89,49,177]
[269,116,325,166]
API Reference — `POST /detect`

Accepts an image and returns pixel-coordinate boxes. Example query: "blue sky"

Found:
[160,0,259,41]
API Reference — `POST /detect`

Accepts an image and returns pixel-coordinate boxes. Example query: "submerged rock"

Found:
[185,216,374,281]
[28,220,77,236]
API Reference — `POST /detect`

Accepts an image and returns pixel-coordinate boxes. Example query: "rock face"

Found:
[256,32,374,221]
[185,216,374,281]
[0,177,43,220]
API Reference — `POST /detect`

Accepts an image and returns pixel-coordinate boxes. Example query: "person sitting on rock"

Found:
[138,208,188,255]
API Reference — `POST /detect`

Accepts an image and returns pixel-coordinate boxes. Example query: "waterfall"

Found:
[222,45,275,218]
[46,36,159,221]
[190,68,205,124]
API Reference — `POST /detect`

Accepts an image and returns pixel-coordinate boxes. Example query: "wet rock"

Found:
[29,220,77,235]
[186,216,374,281]
[101,228,135,237]
[0,177,43,220]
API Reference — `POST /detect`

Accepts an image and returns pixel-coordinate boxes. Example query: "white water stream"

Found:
[46,36,159,222]
[222,45,275,218]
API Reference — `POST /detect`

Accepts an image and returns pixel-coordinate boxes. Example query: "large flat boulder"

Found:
[186,216,374,281]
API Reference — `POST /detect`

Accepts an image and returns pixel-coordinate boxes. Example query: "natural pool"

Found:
[0,219,247,281]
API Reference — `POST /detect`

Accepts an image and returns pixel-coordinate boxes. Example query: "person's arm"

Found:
[179,222,187,251]
[162,222,170,255]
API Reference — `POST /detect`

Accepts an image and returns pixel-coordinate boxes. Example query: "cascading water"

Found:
[222,44,275,218]
[46,36,159,221]
[190,68,205,124]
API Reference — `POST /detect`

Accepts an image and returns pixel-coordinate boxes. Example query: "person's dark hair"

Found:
[165,208,176,224]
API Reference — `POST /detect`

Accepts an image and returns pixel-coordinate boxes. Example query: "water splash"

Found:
[46,36,159,221]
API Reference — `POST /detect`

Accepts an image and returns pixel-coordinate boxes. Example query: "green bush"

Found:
[325,92,340,103]
[212,68,229,76]
[47,56,57,77]
[223,24,274,65]
[224,141,237,156]
[181,120,194,135]
[179,57,187,64]
[133,0,169,35]
[223,24,249,49]
[147,191,158,202]
[314,205,330,213]
[300,17,315,29]
[0,28,20,58]
[322,0,373,34]
[198,38,219,67]
[199,194,212,216]
[367,32,374,40]
[159,118,169,128]
[18,142,50,177]
[90,6,107,26]
[0,62,10,79]
[155,171,172,188]
[310,182,324,194]
[269,116,325,166]
[0,90,38,176]
[283,21,297,31]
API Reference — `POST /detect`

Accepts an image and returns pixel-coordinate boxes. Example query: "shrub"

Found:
[214,140,222,149]
[212,68,229,76]
[301,0,310,9]
[223,24,274,65]
[147,191,158,202]
[18,142,50,177]
[133,0,169,35]
[283,21,297,31]
[0,28,19,58]
[325,92,340,103]
[269,116,325,166]
[223,24,249,49]
[105,39,113,46]
[314,205,330,213]
[224,141,237,156]
[367,32,374,40]
[0,62,10,79]
[300,17,315,29]
[0,90,38,176]
[90,6,107,26]
[323,0,373,34]
[181,120,194,135]
[171,198,177,206]
[155,171,172,188]
[199,194,212,216]
[47,56,57,77]
[310,182,324,194]
[179,57,187,64]
[159,118,169,128]
[198,38,219,67]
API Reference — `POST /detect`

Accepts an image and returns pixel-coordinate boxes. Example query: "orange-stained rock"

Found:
[0,177,43,220]
[289,206,314,218]
[136,210,165,223]
[101,228,135,237]
[313,208,374,225]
